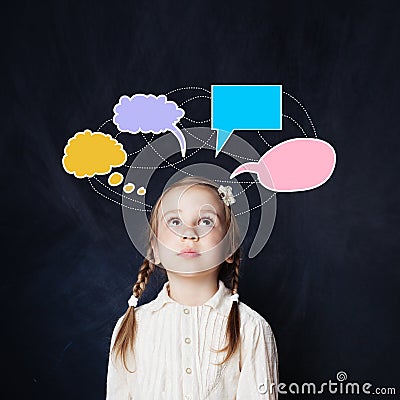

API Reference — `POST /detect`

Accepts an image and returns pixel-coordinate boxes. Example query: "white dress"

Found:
[106,279,279,400]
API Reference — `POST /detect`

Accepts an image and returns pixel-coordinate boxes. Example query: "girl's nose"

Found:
[181,226,199,241]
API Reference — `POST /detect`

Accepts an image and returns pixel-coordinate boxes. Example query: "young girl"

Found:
[106,176,279,400]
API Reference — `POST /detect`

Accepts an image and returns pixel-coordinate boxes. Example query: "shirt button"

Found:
[185,367,192,374]
[183,308,190,314]
[185,337,191,344]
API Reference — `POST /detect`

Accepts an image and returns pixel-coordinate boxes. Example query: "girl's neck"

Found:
[166,273,219,306]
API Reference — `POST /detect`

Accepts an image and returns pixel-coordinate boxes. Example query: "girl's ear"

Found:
[225,255,234,264]
[151,239,161,265]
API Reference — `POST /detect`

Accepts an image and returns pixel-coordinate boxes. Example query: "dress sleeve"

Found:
[236,317,279,399]
[106,317,131,400]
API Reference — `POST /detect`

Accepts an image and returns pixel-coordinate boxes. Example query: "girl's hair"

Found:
[112,176,242,370]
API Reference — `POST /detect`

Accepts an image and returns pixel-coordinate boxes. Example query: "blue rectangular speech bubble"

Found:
[211,84,282,155]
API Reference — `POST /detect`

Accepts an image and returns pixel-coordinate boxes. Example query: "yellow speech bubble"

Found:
[108,172,124,186]
[123,183,135,193]
[62,129,127,178]
[137,187,146,196]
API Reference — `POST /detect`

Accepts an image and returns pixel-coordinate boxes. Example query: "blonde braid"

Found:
[212,248,241,366]
[132,250,156,299]
[231,249,241,295]
[112,252,156,371]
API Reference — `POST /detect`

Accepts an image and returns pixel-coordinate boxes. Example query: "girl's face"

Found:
[152,185,232,274]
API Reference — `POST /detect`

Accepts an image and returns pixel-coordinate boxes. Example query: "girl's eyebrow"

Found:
[162,209,219,217]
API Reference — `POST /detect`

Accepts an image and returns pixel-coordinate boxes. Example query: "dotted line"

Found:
[128,147,146,157]
[283,91,317,137]
[215,179,256,184]
[141,133,193,176]
[183,116,211,124]
[98,118,257,164]
[234,192,276,216]
[283,114,307,136]
[220,149,259,163]
[233,181,257,197]
[123,126,259,170]
[91,122,258,183]
[180,123,259,163]
[178,122,214,150]
[87,178,149,211]
[178,95,211,107]
[124,130,214,170]
[87,94,276,214]
[89,174,272,215]
[127,133,155,156]
[179,95,212,124]
[166,86,211,96]
[257,130,273,148]
[97,119,112,131]
[140,130,257,185]
[93,177,152,208]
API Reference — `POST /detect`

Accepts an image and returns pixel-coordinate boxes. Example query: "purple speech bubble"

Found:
[113,94,186,157]
[230,138,336,192]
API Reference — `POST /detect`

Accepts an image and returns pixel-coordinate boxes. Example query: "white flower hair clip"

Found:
[217,185,236,207]
[128,294,138,307]
[230,293,239,303]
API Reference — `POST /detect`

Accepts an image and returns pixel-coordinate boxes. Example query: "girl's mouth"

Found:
[178,249,200,258]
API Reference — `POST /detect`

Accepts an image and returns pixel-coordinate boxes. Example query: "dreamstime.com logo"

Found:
[258,371,397,396]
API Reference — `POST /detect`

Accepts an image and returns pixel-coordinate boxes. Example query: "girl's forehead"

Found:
[160,185,224,213]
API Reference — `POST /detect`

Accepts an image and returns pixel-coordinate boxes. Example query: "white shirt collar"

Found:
[147,279,234,317]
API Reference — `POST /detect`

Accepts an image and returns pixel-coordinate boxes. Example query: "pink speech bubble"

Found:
[230,138,336,192]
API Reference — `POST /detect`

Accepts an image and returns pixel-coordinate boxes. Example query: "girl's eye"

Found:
[198,217,215,227]
[166,216,215,227]
[167,218,182,227]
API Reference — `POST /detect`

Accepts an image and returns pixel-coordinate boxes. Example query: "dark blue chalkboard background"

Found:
[2,1,399,399]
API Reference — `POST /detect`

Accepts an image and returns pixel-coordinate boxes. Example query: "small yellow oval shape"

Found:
[123,183,135,193]
[108,172,124,186]
[137,186,146,196]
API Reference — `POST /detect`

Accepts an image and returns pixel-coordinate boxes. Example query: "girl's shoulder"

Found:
[237,301,275,334]
[238,300,269,321]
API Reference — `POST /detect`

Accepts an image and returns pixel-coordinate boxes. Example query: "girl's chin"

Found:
[162,265,220,274]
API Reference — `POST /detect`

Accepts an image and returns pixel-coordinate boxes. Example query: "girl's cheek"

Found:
[158,225,175,239]
[157,231,182,250]
[208,226,226,239]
